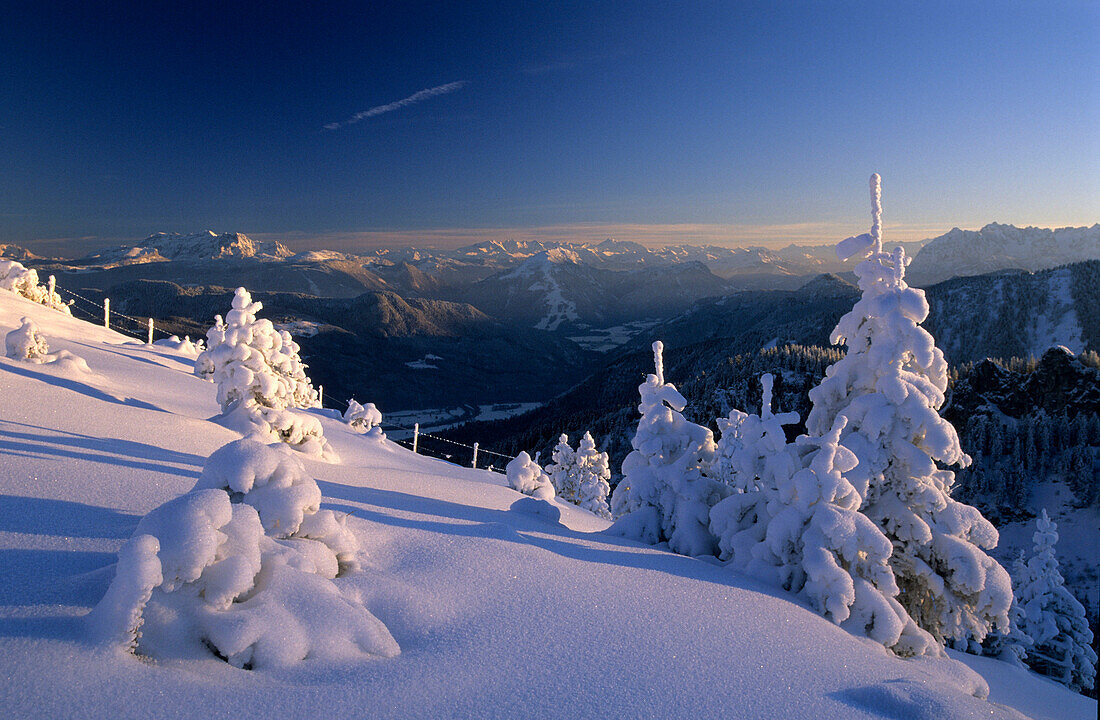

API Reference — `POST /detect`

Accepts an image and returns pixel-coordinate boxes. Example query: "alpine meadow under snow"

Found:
[0,179,1095,720]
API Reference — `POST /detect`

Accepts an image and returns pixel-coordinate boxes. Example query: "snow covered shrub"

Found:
[545,433,612,518]
[505,451,556,500]
[344,398,385,440]
[195,288,331,457]
[195,439,359,574]
[252,406,335,459]
[87,439,395,668]
[5,317,49,360]
[806,175,1011,651]
[709,374,925,653]
[609,341,729,556]
[0,259,70,313]
[4,317,93,373]
[1014,510,1096,692]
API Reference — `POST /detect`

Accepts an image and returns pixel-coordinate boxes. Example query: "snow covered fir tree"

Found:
[546,432,612,518]
[805,175,1011,650]
[610,341,730,556]
[1013,510,1097,692]
[194,287,332,457]
[708,374,929,654]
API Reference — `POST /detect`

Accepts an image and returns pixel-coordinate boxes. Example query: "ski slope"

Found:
[0,290,1093,720]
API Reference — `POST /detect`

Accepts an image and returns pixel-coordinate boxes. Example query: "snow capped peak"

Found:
[81,231,292,266]
[908,223,1100,285]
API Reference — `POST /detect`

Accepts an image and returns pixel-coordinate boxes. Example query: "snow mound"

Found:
[5,317,93,373]
[344,398,384,436]
[505,451,556,500]
[87,439,395,668]
[153,335,203,357]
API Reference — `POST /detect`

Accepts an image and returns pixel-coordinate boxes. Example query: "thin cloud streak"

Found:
[323,81,468,130]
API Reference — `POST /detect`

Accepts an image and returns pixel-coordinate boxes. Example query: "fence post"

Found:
[47,276,56,309]
[412,423,419,454]
[472,442,479,468]
[103,298,110,328]
[534,451,541,465]
[317,385,324,408]
[147,318,154,344]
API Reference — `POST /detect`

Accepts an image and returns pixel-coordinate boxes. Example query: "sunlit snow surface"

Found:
[0,290,1094,720]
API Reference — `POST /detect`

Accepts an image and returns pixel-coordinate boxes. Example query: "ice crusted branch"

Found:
[870,172,882,254]
[653,341,664,386]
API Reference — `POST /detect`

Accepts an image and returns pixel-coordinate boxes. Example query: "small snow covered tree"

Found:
[344,398,384,440]
[1015,510,1097,692]
[194,288,330,457]
[710,375,927,653]
[5,317,49,360]
[545,432,612,517]
[610,341,728,556]
[87,438,396,668]
[0,259,69,313]
[195,288,319,411]
[806,175,1011,650]
[506,451,556,500]
[573,432,612,519]
[545,434,579,500]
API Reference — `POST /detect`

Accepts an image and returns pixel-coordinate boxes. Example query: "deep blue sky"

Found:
[1,1,1097,253]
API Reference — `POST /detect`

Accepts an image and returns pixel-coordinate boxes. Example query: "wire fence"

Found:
[30,275,523,475]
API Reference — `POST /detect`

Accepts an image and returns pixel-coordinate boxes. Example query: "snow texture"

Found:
[610,341,729,556]
[807,174,1012,652]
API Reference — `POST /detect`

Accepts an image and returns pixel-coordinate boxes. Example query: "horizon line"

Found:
[12,219,1098,256]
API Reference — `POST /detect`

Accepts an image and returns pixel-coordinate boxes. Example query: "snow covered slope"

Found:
[0,291,1093,719]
